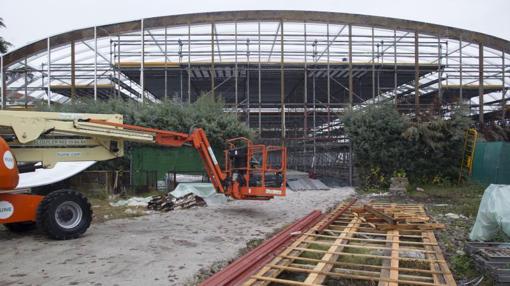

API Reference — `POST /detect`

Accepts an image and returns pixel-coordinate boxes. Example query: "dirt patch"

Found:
[0,187,354,286]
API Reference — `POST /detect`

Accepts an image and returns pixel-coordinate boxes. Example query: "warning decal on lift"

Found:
[3,150,15,170]
[0,201,14,219]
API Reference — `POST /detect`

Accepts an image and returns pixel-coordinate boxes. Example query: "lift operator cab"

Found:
[0,111,287,239]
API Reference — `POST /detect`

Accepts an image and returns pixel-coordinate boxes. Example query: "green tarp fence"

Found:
[130,146,223,188]
[471,141,510,185]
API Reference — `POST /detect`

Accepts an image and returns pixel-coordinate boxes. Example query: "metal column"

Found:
[47,37,52,106]
[179,39,183,102]
[437,36,443,115]
[393,29,397,105]
[188,24,191,103]
[70,41,76,100]
[459,38,463,104]
[479,44,484,125]
[503,53,507,121]
[326,23,331,136]
[140,19,145,103]
[116,36,121,98]
[258,21,262,134]
[234,22,238,113]
[164,26,168,100]
[0,55,3,109]
[93,27,97,102]
[246,39,250,127]
[312,40,317,172]
[280,19,285,145]
[372,27,375,100]
[24,58,28,108]
[414,32,420,119]
[303,22,308,140]
[211,23,215,97]
[348,25,353,109]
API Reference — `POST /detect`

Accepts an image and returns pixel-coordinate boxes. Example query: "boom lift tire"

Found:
[36,189,92,240]
[4,221,36,233]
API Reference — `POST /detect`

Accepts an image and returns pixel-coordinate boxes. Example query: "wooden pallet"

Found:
[243,202,456,286]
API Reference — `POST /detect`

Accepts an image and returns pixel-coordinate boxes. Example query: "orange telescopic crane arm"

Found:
[86,119,227,194]
[0,110,286,201]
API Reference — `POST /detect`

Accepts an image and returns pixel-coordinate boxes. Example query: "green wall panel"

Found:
[130,146,223,187]
[471,141,510,185]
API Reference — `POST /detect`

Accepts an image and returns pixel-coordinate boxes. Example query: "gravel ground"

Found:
[0,187,354,286]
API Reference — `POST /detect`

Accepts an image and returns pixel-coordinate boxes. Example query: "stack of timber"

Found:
[148,193,206,212]
[465,242,510,285]
[243,201,456,286]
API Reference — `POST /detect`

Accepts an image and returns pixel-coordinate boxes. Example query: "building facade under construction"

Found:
[1,11,509,183]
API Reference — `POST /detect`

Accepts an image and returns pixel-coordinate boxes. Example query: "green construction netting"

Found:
[471,141,510,185]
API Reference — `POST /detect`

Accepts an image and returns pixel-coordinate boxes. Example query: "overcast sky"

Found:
[1,0,509,50]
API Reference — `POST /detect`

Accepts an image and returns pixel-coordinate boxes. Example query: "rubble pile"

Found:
[148,193,207,212]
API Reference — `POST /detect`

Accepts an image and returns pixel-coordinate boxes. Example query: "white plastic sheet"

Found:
[109,197,152,207]
[170,183,227,205]
[16,161,96,189]
[469,184,510,241]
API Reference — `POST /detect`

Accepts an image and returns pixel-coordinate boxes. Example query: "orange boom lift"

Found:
[0,111,286,239]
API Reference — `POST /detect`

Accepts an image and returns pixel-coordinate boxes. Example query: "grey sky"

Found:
[1,0,509,50]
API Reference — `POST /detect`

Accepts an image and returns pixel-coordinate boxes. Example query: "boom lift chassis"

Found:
[0,111,286,239]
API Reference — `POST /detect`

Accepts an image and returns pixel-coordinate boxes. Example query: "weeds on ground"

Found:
[87,197,146,223]
[80,188,158,223]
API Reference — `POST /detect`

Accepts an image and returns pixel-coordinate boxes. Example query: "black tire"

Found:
[3,221,36,233]
[36,189,92,240]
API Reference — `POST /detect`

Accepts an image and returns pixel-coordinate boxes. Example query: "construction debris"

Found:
[148,193,206,212]
[465,242,510,285]
[171,182,227,205]
[389,176,409,195]
[286,170,330,191]
[287,177,330,191]
[109,196,152,207]
[206,200,456,286]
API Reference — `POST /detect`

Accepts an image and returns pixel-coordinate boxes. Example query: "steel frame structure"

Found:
[1,11,509,183]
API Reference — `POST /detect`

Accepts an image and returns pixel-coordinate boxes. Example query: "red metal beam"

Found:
[199,210,323,286]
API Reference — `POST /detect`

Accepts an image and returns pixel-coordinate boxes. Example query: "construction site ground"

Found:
[360,182,493,285]
[0,187,354,286]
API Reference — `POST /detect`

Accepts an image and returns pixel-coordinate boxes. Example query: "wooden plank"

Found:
[316,229,425,238]
[303,217,361,284]
[301,238,435,254]
[280,255,445,274]
[329,224,428,234]
[298,234,439,246]
[376,223,445,231]
[242,227,315,286]
[422,231,443,285]
[264,264,444,286]
[241,203,455,286]
[243,202,349,286]
[378,230,393,286]
[388,230,400,286]
[250,275,320,286]
[291,246,447,263]
[364,204,396,224]
[423,231,457,285]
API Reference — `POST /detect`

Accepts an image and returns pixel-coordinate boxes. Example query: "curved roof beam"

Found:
[3,10,510,67]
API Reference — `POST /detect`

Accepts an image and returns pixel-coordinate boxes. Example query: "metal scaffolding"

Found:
[1,11,509,183]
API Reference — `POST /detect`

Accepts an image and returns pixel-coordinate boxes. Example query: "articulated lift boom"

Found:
[0,111,286,239]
